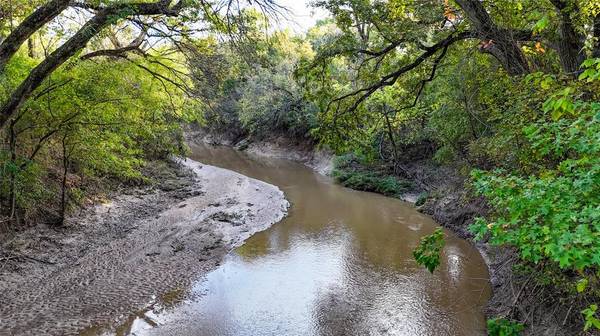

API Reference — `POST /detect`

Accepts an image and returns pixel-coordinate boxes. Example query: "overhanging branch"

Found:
[327,30,475,115]
[0,1,185,130]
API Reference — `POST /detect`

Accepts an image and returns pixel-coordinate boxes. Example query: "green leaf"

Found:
[576,278,588,293]
[533,15,549,34]
[413,228,445,273]
[583,305,600,331]
[540,76,553,90]
[551,109,563,121]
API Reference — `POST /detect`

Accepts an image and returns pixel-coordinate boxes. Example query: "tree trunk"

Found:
[479,37,530,76]
[59,134,68,226]
[0,1,180,130]
[455,0,530,75]
[27,36,35,58]
[593,13,600,59]
[549,0,585,74]
[8,120,17,220]
[0,0,70,72]
[383,110,399,166]
[454,0,530,75]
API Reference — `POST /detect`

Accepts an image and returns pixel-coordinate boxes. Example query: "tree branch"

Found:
[81,27,148,60]
[0,1,183,130]
[328,31,474,115]
[395,41,451,113]
[0,0,71,72]
[80,45,142,60]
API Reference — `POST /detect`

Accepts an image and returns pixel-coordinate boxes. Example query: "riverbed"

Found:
[124,143,491,336]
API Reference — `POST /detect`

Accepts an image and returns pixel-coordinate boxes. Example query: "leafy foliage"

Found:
[412,228,445,273]
[582,304,600,331]
[470,65,600,271]
[470,61,600,332]
[4,0,600,334]
[415,192,428,207]
[236,34,318,139]
[191,20,318,141]
[486,318,525,336]
[0,47,195,223]
[332,154,411,197]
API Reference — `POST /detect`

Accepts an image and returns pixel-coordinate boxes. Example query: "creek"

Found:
[127,143,490,336]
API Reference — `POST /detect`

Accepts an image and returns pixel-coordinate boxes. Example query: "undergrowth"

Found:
[332,154,412,197]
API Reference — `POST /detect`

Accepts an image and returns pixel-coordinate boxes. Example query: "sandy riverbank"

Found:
[0,158,288,336]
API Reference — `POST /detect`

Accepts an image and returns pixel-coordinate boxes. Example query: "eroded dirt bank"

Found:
[186,128,334,176]
[0,159,288,336]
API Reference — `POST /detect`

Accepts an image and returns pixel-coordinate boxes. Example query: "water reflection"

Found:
[128,144,490,336]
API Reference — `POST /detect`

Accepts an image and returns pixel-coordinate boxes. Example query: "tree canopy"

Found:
[1,0,599,334]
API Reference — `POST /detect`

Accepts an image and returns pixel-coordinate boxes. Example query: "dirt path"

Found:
[0,159,288,336]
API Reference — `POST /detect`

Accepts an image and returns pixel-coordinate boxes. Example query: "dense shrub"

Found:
[470,60,600,332]
[0,52,195,226]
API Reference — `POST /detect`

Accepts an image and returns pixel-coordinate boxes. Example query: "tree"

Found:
[0,0,70,72]
[188,13,318,141]
[454,0,530,75]
[306,0,600,122]
[0,0,288,226]
[0,0,286,130]
[0,0,184,130]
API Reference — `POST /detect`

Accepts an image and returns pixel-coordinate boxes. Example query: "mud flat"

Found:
[0,158,288,336]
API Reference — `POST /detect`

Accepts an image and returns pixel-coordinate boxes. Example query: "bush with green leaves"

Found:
[470,59,600,332]
[333,169,411,196]
[486,318,524,336]
[332,154,412,197]
[415,192,428,207]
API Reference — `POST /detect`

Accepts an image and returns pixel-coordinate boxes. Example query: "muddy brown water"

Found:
[124,143,491,336]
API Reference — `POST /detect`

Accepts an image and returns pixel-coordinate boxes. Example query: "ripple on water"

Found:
[122,144,490,336]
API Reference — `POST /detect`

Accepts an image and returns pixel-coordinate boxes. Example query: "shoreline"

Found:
[187,131,514,332]
[0,157,288,335]
[205,132,571,335]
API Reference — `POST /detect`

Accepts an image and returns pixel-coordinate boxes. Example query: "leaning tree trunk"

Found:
[0,1,181,130]
[454,0,529,75]
[0,0,70,72]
